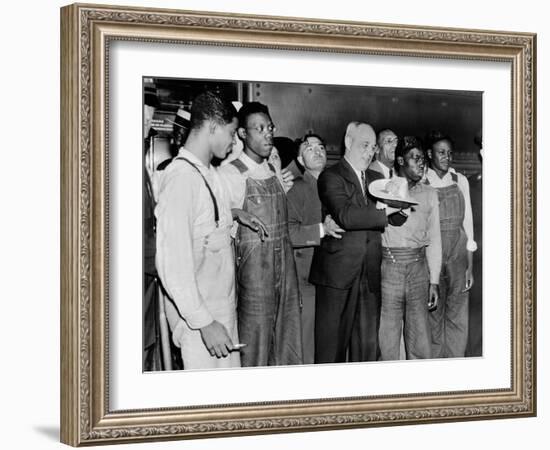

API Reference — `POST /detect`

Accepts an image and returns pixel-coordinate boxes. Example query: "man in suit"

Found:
[350,128,399,361]
[287,134,344,364]
[309,122,404,363]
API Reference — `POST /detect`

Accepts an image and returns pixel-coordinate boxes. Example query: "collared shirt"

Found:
[425,167,477,252]
[381,180,442,284]
[155,148,233,329]
[344,155,366,196]
[218,152,287,210]
[370,159,393,179]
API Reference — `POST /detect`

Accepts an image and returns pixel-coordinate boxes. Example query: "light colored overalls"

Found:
[429,173,469,358]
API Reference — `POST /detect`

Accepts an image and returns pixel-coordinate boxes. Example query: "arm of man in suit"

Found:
[318,170,387,231]
[287,182,322,247]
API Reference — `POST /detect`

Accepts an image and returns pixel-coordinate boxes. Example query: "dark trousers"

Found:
[315,259,376,363]
[315,283,358,363]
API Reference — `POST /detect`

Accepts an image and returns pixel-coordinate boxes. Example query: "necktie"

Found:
[361,171,367,202]
[389,168,393,178]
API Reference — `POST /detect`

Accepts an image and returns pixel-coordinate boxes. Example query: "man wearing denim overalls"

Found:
[426,132,477,358]
[219,102,303,367]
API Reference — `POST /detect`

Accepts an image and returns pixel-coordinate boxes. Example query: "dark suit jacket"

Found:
[309,158,386,290]
[287,171,323,284]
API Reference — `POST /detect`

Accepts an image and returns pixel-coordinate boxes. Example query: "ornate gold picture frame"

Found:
[60,3,536,446]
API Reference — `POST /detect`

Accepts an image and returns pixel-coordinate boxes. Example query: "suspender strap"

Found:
[176,157,219,227]
[231,158,277,176]
[230,158,248,174]
[424,172,459,184]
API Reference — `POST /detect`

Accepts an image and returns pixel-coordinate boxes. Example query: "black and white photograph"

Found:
[142,77,483,372]
[55,1,538,447]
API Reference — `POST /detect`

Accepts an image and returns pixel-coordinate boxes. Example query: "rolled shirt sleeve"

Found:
[457,173,478,252]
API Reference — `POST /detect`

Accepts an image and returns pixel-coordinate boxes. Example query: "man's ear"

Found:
[237,127,247,140]
[344,135,351,151]
[297,154,304,167]
[427,149,432,160]
[396,156,405,167]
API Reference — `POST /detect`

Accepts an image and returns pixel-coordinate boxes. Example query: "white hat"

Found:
[368,176,418,205]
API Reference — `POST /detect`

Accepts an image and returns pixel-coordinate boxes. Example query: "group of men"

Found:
[144,89,478,370]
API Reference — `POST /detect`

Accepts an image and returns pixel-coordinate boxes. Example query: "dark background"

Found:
[148,77,482,176]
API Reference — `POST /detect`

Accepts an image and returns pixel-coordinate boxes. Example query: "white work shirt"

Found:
[218,152,287,210]
[155,149,234,329]
[425,167,477,252]
[369,159,393,179]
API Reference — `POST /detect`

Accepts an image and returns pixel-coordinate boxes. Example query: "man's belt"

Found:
[382,246,425,263]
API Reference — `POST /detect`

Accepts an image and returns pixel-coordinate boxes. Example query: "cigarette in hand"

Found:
[232,343,247,350]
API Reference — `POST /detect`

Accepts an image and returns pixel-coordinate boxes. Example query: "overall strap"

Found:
[451,172,458,183]
[176,157,219,227]
[230,158,248,174]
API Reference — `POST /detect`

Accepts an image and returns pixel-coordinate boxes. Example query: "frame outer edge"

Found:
[60,3,537,445]
[529,33,536,416]
[60,3,81,447]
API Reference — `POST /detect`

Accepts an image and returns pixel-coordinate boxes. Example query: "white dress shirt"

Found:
[369,159,393,179]
[343,155,366,196]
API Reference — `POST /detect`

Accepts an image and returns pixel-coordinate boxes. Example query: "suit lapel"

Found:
[303,170,319,196]
[338,158,366,204]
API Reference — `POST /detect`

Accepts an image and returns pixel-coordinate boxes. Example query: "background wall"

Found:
[257,83,482,160]
[0,1,545,449]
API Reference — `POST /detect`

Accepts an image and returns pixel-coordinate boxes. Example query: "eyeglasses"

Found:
[408,155,425,163]
[382,137,398,145]
[246,124,276,134]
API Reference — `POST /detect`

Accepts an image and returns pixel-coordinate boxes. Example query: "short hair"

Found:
[396,135,424,159]
[377,129,397,146]
[189,91,237,130]
[298,133,325,157]
[425,130,454,151]
[344,121,362,142]
[237,102,271,129]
